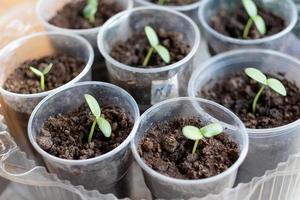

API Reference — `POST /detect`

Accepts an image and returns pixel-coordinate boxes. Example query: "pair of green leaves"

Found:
[85,94,112,143]
[30,63,53,91]
[83,0,98,23]
[242,0,266,38]
[182,123,223,155]
[245,68,287,113]
[143,26,171,67]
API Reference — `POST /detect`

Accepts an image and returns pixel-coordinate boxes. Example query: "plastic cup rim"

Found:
[188,49,300,138]
[0,32,94,99]
[28,81,140,165]
[134,0,203,11]
[97,6,201,74]
[198,0,298,45]
[131,97,249,185]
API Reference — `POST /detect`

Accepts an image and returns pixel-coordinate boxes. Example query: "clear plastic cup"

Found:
[28,81,140,196]
[36,0,134,48]
[98,7,200,111]
[188,49,300,183]
[131,97,249,199]
[199,0,298,55]
[0,32,94,163]
[134,0,203,25]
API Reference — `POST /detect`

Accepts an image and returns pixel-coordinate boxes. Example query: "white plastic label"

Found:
[151,74,179,105]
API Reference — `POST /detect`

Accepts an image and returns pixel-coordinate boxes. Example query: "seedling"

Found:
[143,26,171,67]
[157,0,170,5]
[83,0,98,23]
[245,68,287,113]
[182,123,223,155]
[84,94,112,143]
[242,0,266,39]
[30,63,53,91]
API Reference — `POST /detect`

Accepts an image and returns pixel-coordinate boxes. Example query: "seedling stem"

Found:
[244,68,287,113]
[84,94,112,143]
[30,63,53,91]
[143,26,171,67]
[84,0,98,23]
[182,123,223,155]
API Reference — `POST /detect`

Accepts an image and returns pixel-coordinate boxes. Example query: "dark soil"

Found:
[211,6,285,39]
[139,117,239,179]
[3,55,85,94]
[110,28,190,68]
[37,104,134,160]
[200,72,300,129]
[150,0,198,6]
[49,0,123,29]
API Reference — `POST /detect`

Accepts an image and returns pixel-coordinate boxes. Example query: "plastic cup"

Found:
[199,0,298,55]
[36,0,134,48]
[188,49,300,183]
[28,81,140,196]
[0,32,94,162]
[131,97,249,199]
[98,7,200,111]
[134,0,203,25]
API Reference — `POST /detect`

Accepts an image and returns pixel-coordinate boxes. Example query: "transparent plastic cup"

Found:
[36,0,134,48]
[131,97,249,199]
[134,0,203,25]
[0,32,94,163]
[98,7,200,111]
[188,49,300,183]
[28,82,140,196]
[199,0,298,55]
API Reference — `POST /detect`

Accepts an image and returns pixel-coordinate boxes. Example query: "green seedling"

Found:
[143,26,171,67]
[245,68,287,113]
[157,0,170,5]
[84,0,98,23]
[242,0,266,39]
[30,63,53,91]
[84,94,112,143]
[182,123,223,155]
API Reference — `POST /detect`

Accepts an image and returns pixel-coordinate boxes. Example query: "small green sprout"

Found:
[30,63,53,91]
[245,68,287,113]
[157,0,170,5]
[83,0,98,23]
[143,26,171,67]
[182,123,223,155]
[242,0,266,39]
[84,94,112,143]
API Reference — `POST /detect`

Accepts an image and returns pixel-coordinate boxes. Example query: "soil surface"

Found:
[211,7,285,39]
[110,28,190,68]
[139,117,239,179]
[3,55,85,94]
[200,72,300,129]
[150,0,198,6]
[49,0,123,29]
[37,104,134,160]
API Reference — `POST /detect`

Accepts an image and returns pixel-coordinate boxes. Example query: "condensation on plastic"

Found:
[36,0,134,48]
[199,0,298,54]
[188,49,300,184]
[98,7,200,111]
[133,0,203,25]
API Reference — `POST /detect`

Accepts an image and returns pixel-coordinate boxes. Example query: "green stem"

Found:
[243,18,253,39]
[252,85,266,113]
[192,140,200,155]
[40,75,45,91]
[88,119,97,143]
[143,47,154,67]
